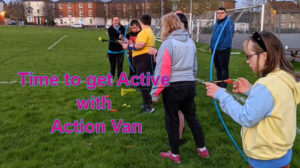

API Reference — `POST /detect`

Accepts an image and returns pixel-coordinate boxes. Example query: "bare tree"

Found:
[42,0,55,26]
[8,0,25,24]
[243,0,267,7]
[171,0,219,16]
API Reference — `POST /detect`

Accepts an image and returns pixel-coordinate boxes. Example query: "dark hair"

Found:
[243,31,299,80]
[218,7,226,12]
[112,16,119,20]
[130,20,140,27]
[140,14,151,26]
[176,13,188,30]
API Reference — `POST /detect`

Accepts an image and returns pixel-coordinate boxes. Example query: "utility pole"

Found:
[145,0,147,14]
[161,0,163,18]
[189,0,192,35]
[104,0,107,26]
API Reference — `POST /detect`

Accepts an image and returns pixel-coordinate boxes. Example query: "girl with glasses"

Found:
[206,31,299,168]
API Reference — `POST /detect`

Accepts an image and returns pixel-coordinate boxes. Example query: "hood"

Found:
[272,70,300,104]
[167,28,189,42]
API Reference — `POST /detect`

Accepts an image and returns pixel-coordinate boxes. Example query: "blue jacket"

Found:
[210,16,235,51]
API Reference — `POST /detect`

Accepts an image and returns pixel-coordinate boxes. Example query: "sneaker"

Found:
[197,148,210,158]
[143,107,155,113]
[160,151,181,164]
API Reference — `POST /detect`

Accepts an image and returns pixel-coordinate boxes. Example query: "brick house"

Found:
[265,1,300,32]
[54,0,105,26]
[23,0,47,25]
[217,0,235,10]
[105,0,152,25]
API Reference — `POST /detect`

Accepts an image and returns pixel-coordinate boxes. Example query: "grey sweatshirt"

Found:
[151,28,197,97]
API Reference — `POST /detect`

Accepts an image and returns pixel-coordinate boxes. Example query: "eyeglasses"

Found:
[246,52,263,60]
[251,32,267,52]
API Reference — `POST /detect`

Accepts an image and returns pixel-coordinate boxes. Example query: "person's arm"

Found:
[209,25,215,50]
[220,19,234,49]
[231,20,235,38]
[133,30,147,50]
[120,25,125,36]
[214,84,274,127]
[193,45,198,78]
[150,40,173,101]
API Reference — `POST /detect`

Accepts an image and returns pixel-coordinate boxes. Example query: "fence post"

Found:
[260,4,265,31]
[197,21,200,42]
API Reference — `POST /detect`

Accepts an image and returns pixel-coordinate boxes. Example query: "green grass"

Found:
[0,26,299,168]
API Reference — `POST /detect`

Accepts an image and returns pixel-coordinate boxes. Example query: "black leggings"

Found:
[108,53,124,79]
[162,81,206,154]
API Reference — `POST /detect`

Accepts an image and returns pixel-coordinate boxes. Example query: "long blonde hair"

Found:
[161,12,183,41]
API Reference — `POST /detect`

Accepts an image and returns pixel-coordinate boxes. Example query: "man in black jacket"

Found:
[107,16,125,80]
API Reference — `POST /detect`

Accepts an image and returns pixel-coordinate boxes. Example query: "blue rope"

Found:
[108,50,124,54]
[210,16,248,162]
[124,24,135,73]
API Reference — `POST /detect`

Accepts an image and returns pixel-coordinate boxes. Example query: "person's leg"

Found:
[129,52,135,78]
[180,84,205,148]
[214,50,222,82]
[218,48,231,88]
[162,87,181,155]
[116,53,124,79]
[108,54,116,79]
[133,54,153,112]
[135,54,153,111]
[178,110,185,142]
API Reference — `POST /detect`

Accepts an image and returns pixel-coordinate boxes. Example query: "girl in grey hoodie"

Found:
[151,13,209,164]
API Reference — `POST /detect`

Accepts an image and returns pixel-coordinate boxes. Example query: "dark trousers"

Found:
[108,53,124,79]
[133,53,154,109]
[128,52,135,78]
[162,81,206,154]
[214,48,231,88]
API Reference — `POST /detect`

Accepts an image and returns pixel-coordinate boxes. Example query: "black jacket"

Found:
[108,25,125,52]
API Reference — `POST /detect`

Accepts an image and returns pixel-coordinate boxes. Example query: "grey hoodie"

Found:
[151,28,197,97]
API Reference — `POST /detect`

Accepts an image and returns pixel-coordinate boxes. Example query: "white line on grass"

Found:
[0,81,18,84]
[47,35,67,50]
[231,52,241,55]
[155,38,162,42]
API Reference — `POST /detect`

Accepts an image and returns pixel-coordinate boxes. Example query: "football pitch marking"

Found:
[47,35,67,50]
[0,81,18,84]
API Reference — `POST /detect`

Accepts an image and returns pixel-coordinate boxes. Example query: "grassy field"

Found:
[0,26,299,168]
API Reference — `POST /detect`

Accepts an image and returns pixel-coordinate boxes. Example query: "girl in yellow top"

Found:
[206,31,300,168]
